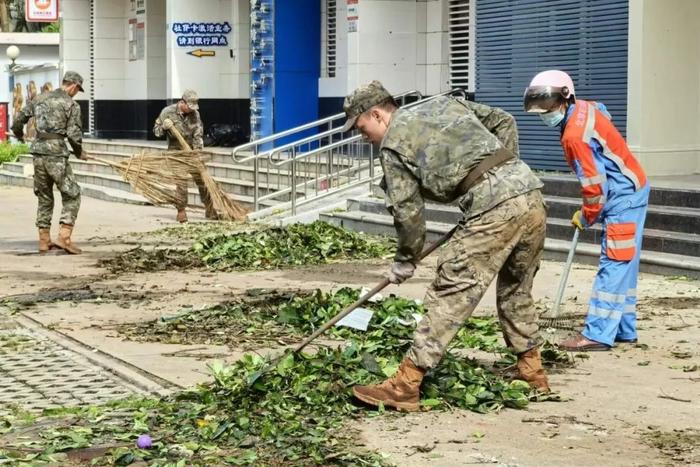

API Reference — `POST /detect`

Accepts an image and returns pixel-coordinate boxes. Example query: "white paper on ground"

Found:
[359,286,383,303]
[335,307,375,331]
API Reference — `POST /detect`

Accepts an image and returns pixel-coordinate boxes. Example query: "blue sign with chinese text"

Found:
[172,22,232,47]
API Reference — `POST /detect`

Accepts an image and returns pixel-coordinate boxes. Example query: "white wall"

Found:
[59,0,90,102]
[320,0,450,99]
[627,0,700,175]
[166,0,248,100]
[93,0,128,100]
[319,0,349,97]
[418,0,449,95]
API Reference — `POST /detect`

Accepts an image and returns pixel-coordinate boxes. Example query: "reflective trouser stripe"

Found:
[608,238,636,250]
[591,290,626,303]
[588,305,622,321]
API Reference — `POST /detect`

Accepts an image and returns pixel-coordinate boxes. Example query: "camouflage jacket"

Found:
[380,96,543,262]
[12,89,83,157]
[153,103,203,150]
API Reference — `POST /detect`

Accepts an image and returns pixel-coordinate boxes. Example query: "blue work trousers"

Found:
[581,202,648,346]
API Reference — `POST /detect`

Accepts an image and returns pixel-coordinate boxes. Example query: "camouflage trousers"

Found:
[175,170,216,216]
[407,190,546,369]
[33,155,81,228]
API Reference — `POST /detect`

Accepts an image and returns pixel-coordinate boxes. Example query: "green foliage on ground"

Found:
[0,142,29,164]
[100,221,395,273]
[0,288,553,466]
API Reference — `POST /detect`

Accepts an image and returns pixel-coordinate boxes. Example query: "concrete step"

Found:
[319,207,700,278]
[543,195,700,235]
[541,174,700,209]
[69,169,296,201]
[82,139,355,171]
[0,168,278,210]
[546,217,700,258]
[334,196,700,258]
[2,162,29,175]
[0,169,33,188]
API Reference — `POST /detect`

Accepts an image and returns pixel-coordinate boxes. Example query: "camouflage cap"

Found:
[62,71,84,92]
[341,80,394,132]
[182,89,199,110]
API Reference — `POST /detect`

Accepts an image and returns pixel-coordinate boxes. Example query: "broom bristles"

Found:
[91,150,248,221]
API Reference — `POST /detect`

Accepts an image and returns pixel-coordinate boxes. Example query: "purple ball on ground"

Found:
[136,434,153,449]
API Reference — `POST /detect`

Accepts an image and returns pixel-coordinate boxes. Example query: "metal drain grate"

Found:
[0,320,145,415]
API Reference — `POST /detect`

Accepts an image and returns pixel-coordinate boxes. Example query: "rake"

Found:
[538,228,586,330]
[246,225,460,386]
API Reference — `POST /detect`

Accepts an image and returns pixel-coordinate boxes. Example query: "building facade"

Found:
[58,0,699,175]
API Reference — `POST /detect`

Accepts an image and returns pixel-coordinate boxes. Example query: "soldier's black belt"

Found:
[456,147,515,196]
[36,132,65,140]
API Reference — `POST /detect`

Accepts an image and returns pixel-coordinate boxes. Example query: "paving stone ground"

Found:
[0,311,146,416]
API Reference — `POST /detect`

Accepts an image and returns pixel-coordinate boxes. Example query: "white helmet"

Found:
[523,70,575,113]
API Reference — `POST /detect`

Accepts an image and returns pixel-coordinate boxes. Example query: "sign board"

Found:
[26,0,59,22]
[347,0,358,33]
[172,22,232,48]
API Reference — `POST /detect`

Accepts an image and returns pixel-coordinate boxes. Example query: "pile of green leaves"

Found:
[0,289,544,466]
[0,142,29,164]
[193,221,394,269]
[119,288,507,355]
[100,221,394,273]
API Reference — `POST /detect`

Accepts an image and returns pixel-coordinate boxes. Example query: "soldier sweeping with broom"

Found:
[12,71,86,255]
[342,81,551,412]
[154,89,219,223]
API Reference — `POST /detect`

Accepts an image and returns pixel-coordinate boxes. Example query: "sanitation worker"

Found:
[524,70,649,351]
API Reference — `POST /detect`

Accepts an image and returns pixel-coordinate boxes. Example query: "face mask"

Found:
[539,109,565,127]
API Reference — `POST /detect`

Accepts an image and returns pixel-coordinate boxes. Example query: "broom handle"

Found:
[550,228,580,318]
[167,125,193,152]
[293,224,459,354]
[84,154,123,167]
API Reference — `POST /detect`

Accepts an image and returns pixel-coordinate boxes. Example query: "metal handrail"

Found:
[264,126,344,162]
[269,88,466,168]
[242,88,466,214]
[231,89,423,163]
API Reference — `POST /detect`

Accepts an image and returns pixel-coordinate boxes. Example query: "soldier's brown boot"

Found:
[55,224,82,255]
[352,357,425,412]
[38,228,52,253]
[176,209,188,223]
[517,347,550,393]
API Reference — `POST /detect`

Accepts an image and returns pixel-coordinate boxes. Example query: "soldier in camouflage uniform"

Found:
[153,89,217,223]
[344,81,550,412]
[12,71,87,255]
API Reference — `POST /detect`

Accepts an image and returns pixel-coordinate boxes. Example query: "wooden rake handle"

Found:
[293,224,459,354]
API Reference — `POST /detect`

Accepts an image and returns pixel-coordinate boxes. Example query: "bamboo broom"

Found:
[84,152,190,206]
[166,126,248,221]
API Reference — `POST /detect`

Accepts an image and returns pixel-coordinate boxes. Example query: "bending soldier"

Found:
[343,81,550,412]
[154,89,218,223]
